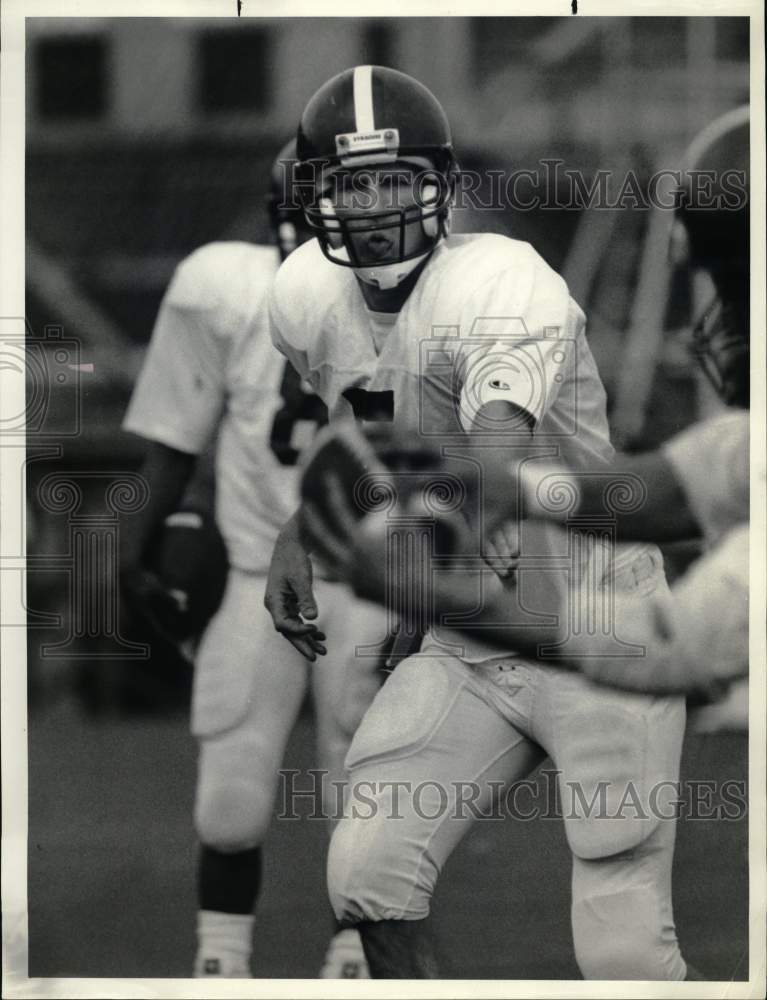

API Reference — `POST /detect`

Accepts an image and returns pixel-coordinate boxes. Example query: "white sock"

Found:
[195,910,254,976]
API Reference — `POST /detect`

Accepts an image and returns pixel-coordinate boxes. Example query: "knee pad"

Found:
[194,740,276,853]
[326,655,468,924]
[327,811,437,925]
[557,698,683,860]
[572,884,686,981]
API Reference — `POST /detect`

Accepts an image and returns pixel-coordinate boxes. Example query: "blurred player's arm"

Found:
[304,465,747,699]
[578,524,749,699]
[520,450,701,542]
[514,409,748,544]
[120,442,196,572]
[302,466,566,655]
[458,383,747,547]
[120,252,227,597]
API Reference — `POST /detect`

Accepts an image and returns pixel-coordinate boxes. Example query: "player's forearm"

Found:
[278,507,307,546]
[463,402,700,543]
[183,443,216,515]
[121,442,196,570]
[582,452,700,541]
[514,453,701,544]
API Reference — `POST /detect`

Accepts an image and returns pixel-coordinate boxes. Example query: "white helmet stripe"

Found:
[353,65,376,132]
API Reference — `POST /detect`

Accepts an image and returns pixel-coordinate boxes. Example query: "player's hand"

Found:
[482,520,521,583]
[264,533,327,661]
[119,564,190,643]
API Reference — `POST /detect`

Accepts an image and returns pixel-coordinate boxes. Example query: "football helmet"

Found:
[673,106,749,407]
[267,138,313,262]
[295,65,459,288]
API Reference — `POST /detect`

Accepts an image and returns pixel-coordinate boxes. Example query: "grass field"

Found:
[28,696,748,982]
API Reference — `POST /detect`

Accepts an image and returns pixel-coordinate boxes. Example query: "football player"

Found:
[265,66,696,979]
[120,141,387,979]
[300,106,752,707]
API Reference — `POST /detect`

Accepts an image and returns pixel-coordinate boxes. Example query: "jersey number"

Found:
[342,387,394,422]
[270,363,328,466]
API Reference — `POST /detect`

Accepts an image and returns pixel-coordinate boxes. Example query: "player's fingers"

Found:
[289,569,318,620]
[484,537,500,562]
[308,634,328,657]
[492,523,520,562]
[483,537,509,575]
[500,521,521,556]
[270,589,322,635]
[289,627,328,660]
[485,524,521,579]
[286,633,320,661]
[273,613,320,637]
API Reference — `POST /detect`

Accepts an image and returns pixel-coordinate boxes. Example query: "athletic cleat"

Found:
[318,928,370,978]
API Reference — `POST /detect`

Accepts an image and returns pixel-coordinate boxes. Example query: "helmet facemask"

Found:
[691,287,750,408]
[297,154,457,286]
[671,105,750,408]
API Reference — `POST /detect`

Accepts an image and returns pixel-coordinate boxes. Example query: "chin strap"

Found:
[353,251,432,290]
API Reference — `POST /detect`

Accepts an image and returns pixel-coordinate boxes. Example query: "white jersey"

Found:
[269,232,653,658]
[124,242,324,573]
[662,409,750,548]
[270,233,614,470]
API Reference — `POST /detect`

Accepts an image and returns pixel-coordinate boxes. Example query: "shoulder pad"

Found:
[271,239,340,351]
[167,242,279,312]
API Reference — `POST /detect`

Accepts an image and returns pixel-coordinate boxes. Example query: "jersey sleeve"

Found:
[456,252,580,432]
[662,411,749,545]
[267,265,315,389]
[123,253,229,454]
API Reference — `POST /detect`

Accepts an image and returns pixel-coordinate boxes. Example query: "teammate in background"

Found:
[120,142,386,979]
[299,106,753,706]
[265,66,697,980]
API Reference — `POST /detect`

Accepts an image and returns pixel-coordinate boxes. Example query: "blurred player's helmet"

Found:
[673,106,749,407]
[267,139,313,262]
[295,65,459,289]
